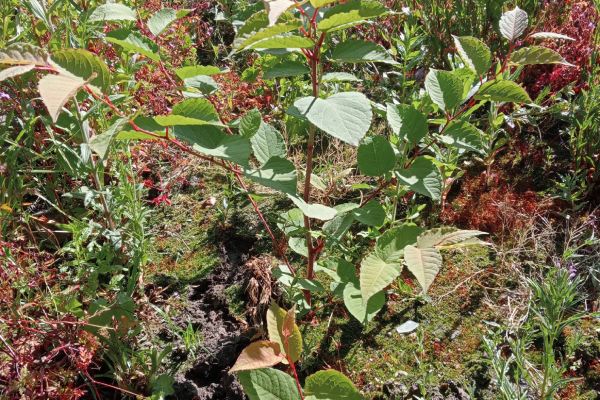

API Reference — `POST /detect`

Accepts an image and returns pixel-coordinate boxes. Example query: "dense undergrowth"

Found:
[1,0,599,399]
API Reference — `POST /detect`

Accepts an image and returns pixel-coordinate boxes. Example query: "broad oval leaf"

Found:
[452,36,491,76]
[424,69,464,112]
[89,3,137,22]
[51,49,111,92]
[304,370,363,400]
[440,120,485,155]
[352,200,385,227]
[236,22,304,50]
[375,224,423,262]
[230,341,285,373]
[288,92,372,146]
[175,65,224,79]
[245,157,298,195]
[266,303,302,363]
[248,34,314,50]
[510,46,573,66]
[404,245,442,293]
[396,157,442,201]
[288,195,337,221]
[317,0,387,32]
[147,8,183,37]
[250,122,287,165]
[474,80,531,103]
[38,73,86,123]
[175,125,251,166]
[343,281,385,325]
[357,136,395,177]
[499,6,528,41]
[331,39,398,65]
[263,60,309,79]
[360,251,403,302]
[106,29,161,61]
[386,104,428,144]
[237,368,301,400]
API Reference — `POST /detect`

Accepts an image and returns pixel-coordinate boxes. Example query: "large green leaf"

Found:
[248,34,314,49]
[288,92,372,146]
[156,98,222,127]
[317,0,387,32]
[510,46,573,66]
[396,157,442,201]
[352,200,385,227]
[250,122,287,165]
[330,39,398,65]
[357,136,395,176]
[174,125,251,166]
[236,22,303,50]
[452,36,491,76]
[175,65,224,79]
[474,80,531,103]
[343,281,385,324]
[304,370,363,400]
[51,49,111,92]
[499,6,528,41]
[288,196,337,221]
[106,29,160,61]
[245,157,297,195]
[359,251,403,302]
[237,368,301,400]
[309,0,338,6]
[89,3,136,22]
[386,104,428,144]
[424,69,464,112]
[263,60,309,79]
[375,224,423,262]
[440,120,485,155]
[403,245,442,293]
[147,8,186,36]
[240,109,263,137]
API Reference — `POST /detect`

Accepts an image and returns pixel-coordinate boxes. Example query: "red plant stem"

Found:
[288,357,305,400]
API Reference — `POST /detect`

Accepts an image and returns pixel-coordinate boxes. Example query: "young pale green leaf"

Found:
[288,92,372,146]
[89,118,129,158]
[424,69,464,112]
[499,6,528,41]
[530,32,574,41]
[250,122,287,165]
[0,65,35,82]
[396,157,442,201]
[236,22,303,50]
[321,72,361,82]
[403,245,442,293]
[237,368,301,400]
[352,200,385,227]
[330,39,398,65]
[343,281,385,324]
[510,46,573,66]
[38,73,86,123]
[440,120,485,155]
[155,98,223,127]
[304,370,363,400]
[263,60,309,79]
[147,8,179,37]
[474,80,531,103]
[106,29,160,61]
[248,34,314,49]
[288,195,338,221]
[386,104,428,144]
[266,303,302,363]
[230,341,285,373]
[89,3,137,22]
[310,0,338,6]
[116,116,165,140]
[245,157,298,194]
[375,224,423,262]
[175,126,251,166]
[264,0,296,26]
[175,65,224,79]
[360,251,403,302]
[51,49,111,92]
[357,136,395,177]
[0,43,47,66]
[317,0,387,32]
[452,36,491,76]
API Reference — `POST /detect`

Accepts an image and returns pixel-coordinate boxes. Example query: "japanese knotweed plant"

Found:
[0,1,574,397]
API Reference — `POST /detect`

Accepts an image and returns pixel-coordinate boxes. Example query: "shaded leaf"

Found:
[304,370,362,400]
[357,136,395,176]
[343,281,385,325]
[452,36,491,76]
[331,39,398,65]
[474,80,531,103]
[396,157,442,201]
[510,46,573,66]
[237,368,301,400]
[317,0,387,32]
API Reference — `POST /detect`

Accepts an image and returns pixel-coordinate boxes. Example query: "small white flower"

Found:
[401,6,411,15]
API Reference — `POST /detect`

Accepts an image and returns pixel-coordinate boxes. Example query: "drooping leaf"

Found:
[440,120,485,155]
[248,34,314,49]
[288,195,337,221]
[0,43,47,66]
[38,73,86,123]
[51,49,111,92]
[357,136,395,177]
[89,118,128,158]
[175,65,224,79]
[360,251,403,302]
[352,201,385,227]
[236,22,304,50]
[386,104,428,144]
[499,6,528,41]
[230,341,285,372]
[0,65,35,82]
[510,46,573,66]
[106,29,161,61]
[264,0,296,26]
[155,98,223,127]
[343,281,385,324]
[403,245,442,293]
[452,36,492,76]
[317,0,387,32]
[321,72,361,82]
[288,92,372,146]
[237,368,301,400]
[375,224,423,262]
[23,0,51,29]
[264,60,309,79]
[250,122,287,165]
[266,303,302,363]
[331,39,398,65]
[245,157,297,194]
[396,157,442,201]
[304,370,363,400]
[148,8,178,36]
[424,69,464,112]
[474,79,531,103]
[183,75,219,94]
[174,125,251,166]
[530,32,574,41]
[89,3,137,22]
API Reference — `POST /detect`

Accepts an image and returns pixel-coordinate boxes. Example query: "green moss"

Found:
[225,283,246,319]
